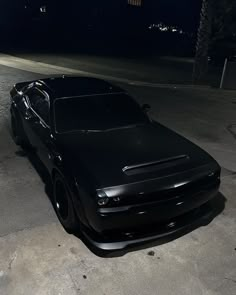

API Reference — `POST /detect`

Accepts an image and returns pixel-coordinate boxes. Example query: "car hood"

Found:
[57,123,217,189]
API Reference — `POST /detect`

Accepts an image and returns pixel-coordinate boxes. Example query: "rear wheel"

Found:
[53,173,80,233]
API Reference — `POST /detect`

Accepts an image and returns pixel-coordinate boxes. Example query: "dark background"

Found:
[0,0,202,56]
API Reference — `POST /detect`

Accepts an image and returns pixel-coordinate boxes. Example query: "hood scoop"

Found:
[122,155,189,176]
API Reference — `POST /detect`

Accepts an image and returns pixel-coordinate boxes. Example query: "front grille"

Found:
[117,174,220,206]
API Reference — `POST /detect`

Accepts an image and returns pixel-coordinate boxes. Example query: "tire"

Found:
[11,110,30,149]
[53,173,80,233]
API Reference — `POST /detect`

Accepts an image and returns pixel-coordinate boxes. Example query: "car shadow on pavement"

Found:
[18,148,227,258]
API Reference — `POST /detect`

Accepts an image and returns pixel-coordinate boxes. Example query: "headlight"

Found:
[97,190,109,206]
[97,197,109,206]
[97,190,121,206]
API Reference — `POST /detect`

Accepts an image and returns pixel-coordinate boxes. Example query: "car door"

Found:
[23,87,52,169]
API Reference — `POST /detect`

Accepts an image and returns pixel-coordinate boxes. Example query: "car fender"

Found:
[51,167,89,228]
[10,104,26,139]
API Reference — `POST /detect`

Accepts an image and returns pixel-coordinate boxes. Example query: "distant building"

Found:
[128,0,143,6]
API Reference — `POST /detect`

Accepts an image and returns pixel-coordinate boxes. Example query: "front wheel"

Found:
[53,173,80,233]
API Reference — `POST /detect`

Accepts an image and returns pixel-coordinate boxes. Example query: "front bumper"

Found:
[82,198,218,251]
[81,184,220,251]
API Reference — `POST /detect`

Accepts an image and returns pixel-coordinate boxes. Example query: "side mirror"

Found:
[25,110,39,123]
[142,104,151,113]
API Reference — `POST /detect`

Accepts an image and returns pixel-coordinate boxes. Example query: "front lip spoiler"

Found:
[81,201,216,252]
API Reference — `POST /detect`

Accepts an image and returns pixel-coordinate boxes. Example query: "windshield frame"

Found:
[53,92,149,134]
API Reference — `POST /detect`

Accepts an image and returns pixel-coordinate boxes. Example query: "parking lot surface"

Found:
[0,61,235,295]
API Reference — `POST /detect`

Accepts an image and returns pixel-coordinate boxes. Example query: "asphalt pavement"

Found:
[0,56,235,295]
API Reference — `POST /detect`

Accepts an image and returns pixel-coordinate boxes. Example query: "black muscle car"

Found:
[10,76,221,251]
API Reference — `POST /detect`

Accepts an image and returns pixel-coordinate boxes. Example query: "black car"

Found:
[10,76,221,251]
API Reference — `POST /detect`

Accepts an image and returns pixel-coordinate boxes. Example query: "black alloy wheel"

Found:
[53,173,80,233]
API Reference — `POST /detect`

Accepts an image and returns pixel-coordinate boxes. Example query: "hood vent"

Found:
[123,155,189,176]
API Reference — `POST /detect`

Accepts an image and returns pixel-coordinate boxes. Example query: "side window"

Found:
[27,88,50,125]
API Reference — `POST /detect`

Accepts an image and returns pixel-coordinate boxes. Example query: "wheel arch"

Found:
[10,104,28,146]
[51,167,89,228]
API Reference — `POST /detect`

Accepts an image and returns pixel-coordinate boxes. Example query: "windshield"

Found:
[54,93,149,133]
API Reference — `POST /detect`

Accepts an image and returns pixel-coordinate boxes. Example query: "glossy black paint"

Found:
[10,76,221,251]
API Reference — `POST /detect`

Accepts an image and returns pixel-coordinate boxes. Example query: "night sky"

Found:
[147,0,202,32]
[0,0,202,33]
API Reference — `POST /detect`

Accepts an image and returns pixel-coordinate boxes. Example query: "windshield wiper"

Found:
[59,124,146,134]
[103,123,145,132]
[82,129,102,133]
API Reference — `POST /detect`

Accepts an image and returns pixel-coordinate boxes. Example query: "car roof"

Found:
[37,76,125,99]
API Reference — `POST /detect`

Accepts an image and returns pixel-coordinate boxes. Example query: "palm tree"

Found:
[193,0,236,83]
[193,0,213,82]
[212,1,236,43]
